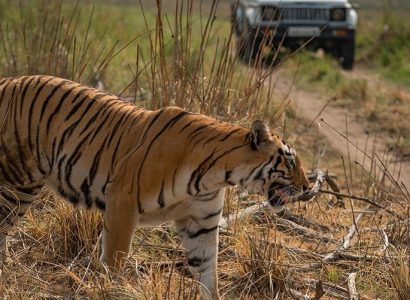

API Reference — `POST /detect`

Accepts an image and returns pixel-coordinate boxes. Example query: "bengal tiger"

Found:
[0,75,309,299]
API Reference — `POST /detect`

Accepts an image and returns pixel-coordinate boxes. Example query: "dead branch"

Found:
[301,279,374,300]
[319,189,403,220]
[347,273,359,300]
[359,227,390,256]
[323,212,363,262]
[274,217,335,243]
[292,170,327,202]
[219,203,334,243]
[276,208,331,232]
[219,170,334,230]
[290,212,364,272]
[291,279,349,300]
[289,288,315,300]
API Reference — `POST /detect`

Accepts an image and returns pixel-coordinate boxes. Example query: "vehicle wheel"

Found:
[339,38,355,70]
[236,21,263,63]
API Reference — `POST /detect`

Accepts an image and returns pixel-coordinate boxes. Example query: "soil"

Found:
[272,68,410,189]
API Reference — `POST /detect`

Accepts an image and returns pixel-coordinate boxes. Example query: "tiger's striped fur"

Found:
[0,75,309,299]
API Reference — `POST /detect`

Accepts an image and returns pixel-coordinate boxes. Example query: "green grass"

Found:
[357,9,410,86]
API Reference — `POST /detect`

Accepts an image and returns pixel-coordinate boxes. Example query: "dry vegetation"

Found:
[0,0,409,299]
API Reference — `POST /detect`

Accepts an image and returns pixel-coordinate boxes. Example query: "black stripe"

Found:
[254,155,274,180]
[81,179,93,208]
[56,122,77,154]
[108,115,133,170]
[157,181,165,208]
[58,186,79,205]
[0,80,13,105]
[39,80,69,120]
[10,81,33,181]
[89,141,105,184]
[219,128,241,142]
[1,191,32,205]
[0,162,16,184]
[46,85,81,132]
[135,110,189,213]
[63,131,93,196]
[188,255,210,267]
[240,159,268,186]
[0,139,25,184]
[28,77,53,151]
[15,185,42,194]
[247,132,258,151]
[171,167,179,197]
[203,208,222,219]
[79,100,121,137]
[188,226,218,239]
[188,124,208,139]
[202,132,224,145]
[179,119,199,132]
[193,143,249,191]
[64,95,91,121]
[18,76,35,117]
[225,171,233,184]
[88,108,117,145]
[106,112,128,147]
[95,198,106,210]
[187,151,215,196]
[273,156,282,170]
[195,190,219,201]
[57,154,67,182]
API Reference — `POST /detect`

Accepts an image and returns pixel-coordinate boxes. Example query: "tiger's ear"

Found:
[250,120,275,153]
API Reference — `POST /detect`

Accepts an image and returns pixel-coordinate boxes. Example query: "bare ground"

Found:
[271,68,410,189]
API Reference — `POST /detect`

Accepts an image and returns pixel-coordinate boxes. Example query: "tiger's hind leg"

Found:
[0,188,37,263]
[174,191,224,300]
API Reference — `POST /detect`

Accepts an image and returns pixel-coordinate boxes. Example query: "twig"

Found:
[323,212,363,262]
[276,207,331,232]
[347,273,359,300]
[289,288,315,300]
[219,170,331,230]
[274,217,335,243]
[292,170,326,202]
[319,189,403,220]
[359,227,390,256]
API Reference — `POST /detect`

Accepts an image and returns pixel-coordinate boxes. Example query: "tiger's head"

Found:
[241,120,310,206]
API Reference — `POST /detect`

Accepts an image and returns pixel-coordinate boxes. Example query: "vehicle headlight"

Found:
[261,6,280,21]
[330,8,346,21]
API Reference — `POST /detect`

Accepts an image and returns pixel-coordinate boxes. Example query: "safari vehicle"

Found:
[231,0,358,69]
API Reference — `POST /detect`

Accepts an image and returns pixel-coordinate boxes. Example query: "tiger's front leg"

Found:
[175,191,224,300]
[100,194,139,269]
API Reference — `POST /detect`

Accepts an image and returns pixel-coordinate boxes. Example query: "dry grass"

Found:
[0,1,409,299]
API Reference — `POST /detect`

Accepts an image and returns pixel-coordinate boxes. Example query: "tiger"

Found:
[0,75,309,300]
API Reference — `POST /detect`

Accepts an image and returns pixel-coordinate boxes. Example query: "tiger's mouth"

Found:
[267,183,296,207]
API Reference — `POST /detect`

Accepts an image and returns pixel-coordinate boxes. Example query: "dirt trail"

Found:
[271,69,410,189]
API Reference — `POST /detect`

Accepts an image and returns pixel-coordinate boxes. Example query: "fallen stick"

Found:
[323,212,363,262]
[219,170,331,230]
[219,202,334,243]
[290,212,364,272]
[347,273,359,300]
[319,190,403,220]
[276,207,331,232]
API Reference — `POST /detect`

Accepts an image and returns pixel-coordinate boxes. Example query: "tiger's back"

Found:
[0,76,150,209]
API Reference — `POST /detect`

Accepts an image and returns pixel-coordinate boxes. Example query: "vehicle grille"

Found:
[282,8,329,21]
[259,7,329,22]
